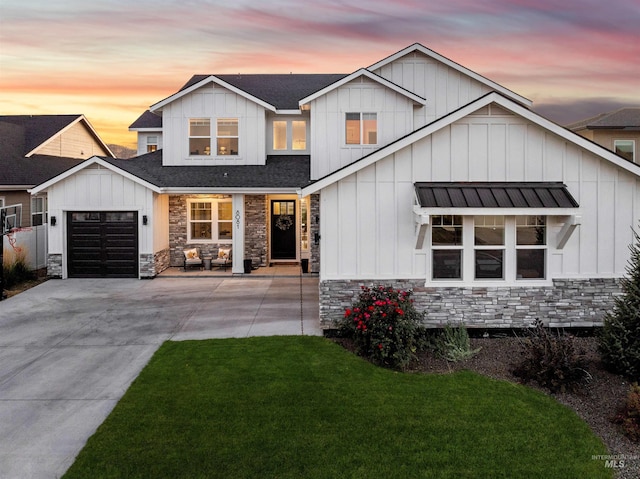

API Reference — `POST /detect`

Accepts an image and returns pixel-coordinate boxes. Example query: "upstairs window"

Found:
[614,140,635,163]
[217,119,238,155]
[146,136,158,153]
[292,120,307,150]
[346,112,377,145]
[189,119,211,156]
[273,121,287,150]
[272,120,307,151]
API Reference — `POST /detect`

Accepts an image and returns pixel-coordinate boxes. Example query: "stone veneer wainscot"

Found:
[319,278,622,329]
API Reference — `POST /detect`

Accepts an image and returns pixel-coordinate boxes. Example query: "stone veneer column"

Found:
[244,195,267,267]
[309,194,320,274]
[47,254,63,278]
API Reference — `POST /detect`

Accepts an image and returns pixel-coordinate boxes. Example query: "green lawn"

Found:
[63,336,611,479]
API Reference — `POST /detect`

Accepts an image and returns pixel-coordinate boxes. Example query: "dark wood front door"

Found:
[67,211,138,278]
[271,200,296,260]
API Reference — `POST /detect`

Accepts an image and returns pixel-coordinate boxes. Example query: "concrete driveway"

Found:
[0,276,320,479]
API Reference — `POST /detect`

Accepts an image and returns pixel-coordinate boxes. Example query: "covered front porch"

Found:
[157,263,311,278]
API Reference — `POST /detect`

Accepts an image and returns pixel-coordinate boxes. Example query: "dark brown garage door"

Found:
[67,211,138,278]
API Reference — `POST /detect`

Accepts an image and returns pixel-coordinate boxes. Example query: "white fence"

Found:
[2,225,48,270]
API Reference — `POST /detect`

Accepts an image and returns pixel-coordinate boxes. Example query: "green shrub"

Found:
[613,383,640,442]
[598,226,640,379]
[512,319,591,393]
[339,285,425,370]
[434,323,481,362]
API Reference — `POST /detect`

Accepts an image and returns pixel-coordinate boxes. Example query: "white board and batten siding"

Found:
[162,83,266,166]
[310,77,416,180]
[45,165,156,269]
[372,51,494,130]
[320,106,640,282]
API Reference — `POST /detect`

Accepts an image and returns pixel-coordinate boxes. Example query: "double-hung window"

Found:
[474,216,505,279]
[516,216,546,279]
[146,136,158,153]
[431,215,463,279]
[187,198,233,243]
[345,112,377,145]
[217,119,238,155]
[614,140,635,163]
[189,119,211,156]
[31,197,47,226]
[273,120,307,151]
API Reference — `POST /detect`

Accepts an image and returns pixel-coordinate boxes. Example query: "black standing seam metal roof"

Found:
[414,182,579,208]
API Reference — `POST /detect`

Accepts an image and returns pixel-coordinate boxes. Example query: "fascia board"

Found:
[369,43,532,108]
[30,156,162,195]
[151,75,276,112]
[160,187,300,195]
[298,68,426,106]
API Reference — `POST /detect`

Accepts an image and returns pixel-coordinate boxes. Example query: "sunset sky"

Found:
[1,0,639,149]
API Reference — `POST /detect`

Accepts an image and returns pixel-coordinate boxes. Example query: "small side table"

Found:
[203,257,212,270]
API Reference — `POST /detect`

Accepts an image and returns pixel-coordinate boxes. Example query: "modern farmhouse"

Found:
[31,43,640,328]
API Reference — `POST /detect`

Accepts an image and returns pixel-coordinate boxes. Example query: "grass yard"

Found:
[63,336,611,479]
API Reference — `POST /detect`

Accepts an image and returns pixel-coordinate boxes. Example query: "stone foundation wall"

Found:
[319,278,622,329]
[47,254,63,278]
[244,195,267,266]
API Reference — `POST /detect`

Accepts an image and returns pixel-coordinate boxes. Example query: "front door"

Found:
[271,200,296,260]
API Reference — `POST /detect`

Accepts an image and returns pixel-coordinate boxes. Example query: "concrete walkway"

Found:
[0,276,320,479]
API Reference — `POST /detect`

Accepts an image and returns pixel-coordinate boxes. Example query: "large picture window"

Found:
[431,215,463,279]
[345,112,377,145]
[187,198,232,243]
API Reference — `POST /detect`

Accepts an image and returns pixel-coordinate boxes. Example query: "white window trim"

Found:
[344,112,378,146]
[188,118,211,157]
[31,196,47,226]
[428,215,550,286]
[186,198,233,244]
[0,197,5,208]
[613,139,635,162]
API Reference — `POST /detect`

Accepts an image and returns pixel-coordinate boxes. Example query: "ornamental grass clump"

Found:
[339,285,426,370]
[435,323,481,362]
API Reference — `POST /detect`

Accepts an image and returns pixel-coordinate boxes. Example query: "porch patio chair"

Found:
[183,247,203,271]
[211,247,232,271]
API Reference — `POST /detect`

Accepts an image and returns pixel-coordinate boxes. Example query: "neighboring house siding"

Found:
[0,191,31,227]
[162,84,267,166]
[45,165,155,278]
[319,105,640,280]
[589,130,639,162]
[372,51,493,130]
[35,122,109,159]
[310,77,416,179]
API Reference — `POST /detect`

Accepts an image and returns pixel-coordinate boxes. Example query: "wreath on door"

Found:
[275,215,293,231]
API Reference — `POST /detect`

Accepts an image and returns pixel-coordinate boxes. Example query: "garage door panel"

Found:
[67,211,138,278]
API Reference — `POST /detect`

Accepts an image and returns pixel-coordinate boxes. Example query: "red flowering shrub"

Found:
[339,285,426,369]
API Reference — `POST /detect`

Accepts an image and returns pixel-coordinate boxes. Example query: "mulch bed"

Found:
[332,335,639,479]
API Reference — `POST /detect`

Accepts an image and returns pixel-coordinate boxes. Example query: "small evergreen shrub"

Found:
[513,319,590,393]
[435,323,481,362]
[598,226,640,379]
[613,383,640,442]
[339,285,425,370]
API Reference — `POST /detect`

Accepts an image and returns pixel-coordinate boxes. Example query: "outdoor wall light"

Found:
[142,215,148,225]
[50,216,57,226]
[314,232,321,245]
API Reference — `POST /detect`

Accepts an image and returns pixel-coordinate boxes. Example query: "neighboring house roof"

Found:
[32,151,312,194]
[0,155,84,188]
[0,114,114,158]
[414,182,579,209]
[298,69,427,106]
[129,110,162,130]
[368,43,532,108]
[302,92,640,197]
[566,107,640,131]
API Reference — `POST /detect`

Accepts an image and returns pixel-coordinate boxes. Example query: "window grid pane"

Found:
[475,250,504,279]
[517,249,545,279]
[432,250,462,279]
[292,121,306,150]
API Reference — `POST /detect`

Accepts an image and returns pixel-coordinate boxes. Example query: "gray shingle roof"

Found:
[129,110,162,129]
[567,107,640,131]
[0,155,84,186]
[414,182,579,208]
[179,74,347,110]
[0,115,83,155]
[102,151,311,189]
